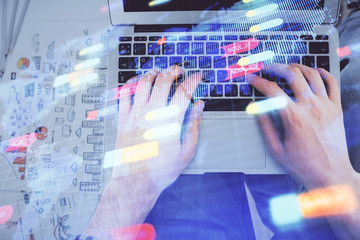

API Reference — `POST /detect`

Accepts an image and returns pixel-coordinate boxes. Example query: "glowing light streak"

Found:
[238,51,275,67]
[246,4,278,18]
[103,141,159,168]
[4,133,37,152]
[149,0,171,7]
[336,46,352,57]
[112,224,156,240]
[87,105,119,120]
[143,123,181,140]
[102,81,146,102]
[54,68,94,87]
[70,73,98,87]
[74,58,100,71]
[243,0,253,3]
[225,62,264,81]
[299,185,357,218]
[270,185,357,227]
[246,96,288,115]
[78,44,104,56]
[0,205,13,225]
[221,38,259,58]
[249,19,284,33]
[145,105,180,122]
[157,37,167,45]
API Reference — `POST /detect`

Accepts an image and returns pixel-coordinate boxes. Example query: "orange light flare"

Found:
[157,37,167,45]
[299,185,358,218]
[112,223,156,240]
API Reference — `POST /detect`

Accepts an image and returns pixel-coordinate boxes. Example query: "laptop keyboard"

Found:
[118,34,330,111]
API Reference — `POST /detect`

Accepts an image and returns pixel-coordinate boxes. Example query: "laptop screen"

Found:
[123,0,325,12]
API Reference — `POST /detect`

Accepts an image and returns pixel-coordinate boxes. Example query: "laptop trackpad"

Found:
[187,118,266,171]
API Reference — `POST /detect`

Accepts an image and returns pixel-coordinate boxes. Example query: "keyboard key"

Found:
[265,42,278,53]
[140,57,153,69]
[155,57,168,69]
[255,88,265,97]
[285,35,299,40]
[225,35,238,40]
[134,36,147,41]
[192,42,204,54]
[194,35,207,41]
[279,42,293,54]
[149,36,162,41]
[302,56,315,68]
[177,42,190,55]
[148,43,161,55]
[225,84,238,97]
[118,71,140,83]
[194,84,209,98]
[239,84,253,97]
[251,42,263,54]
[209,35,222,41]
[199,56,212,69]
[309,42,329,54]
[206,42,220,54]
[210,84,223,97]
[119,37,132,42]
[270,35,283,40]
[317,56,330,71]
[239,35,253,40]
[300,35,313,40]
[165,36,177,41]
[119,44,131,55]
[202,70,216,83]
[287,56,301,64]
[294,42,308,54]
[133,43,146,55]
[315,35,329,40]
[162,43,176,55]
[255,35,268,40]
[217,70,229,82]
[169,57,183,66]
[272,56,286,64]
[188,70,201,78]
[179,36,192,41]
[283,84,294,97]
[184,56,197,69]
[203,99,252,111]
[119,57,139,69]
[213,56,227,68]
[228,56,241,66]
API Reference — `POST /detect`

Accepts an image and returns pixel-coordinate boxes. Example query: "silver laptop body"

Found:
[104,0,341,175]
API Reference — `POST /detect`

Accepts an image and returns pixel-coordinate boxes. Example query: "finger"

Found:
[263,63,314,101]
[118,80,133,116]
[170,72,202,124]
[257,114,284,156]
[181,100,204,163]
[248,74,292,101]
[316,68,341,105]
[148,65,185,107]
[132,70,159,111]
[290,64,327,97]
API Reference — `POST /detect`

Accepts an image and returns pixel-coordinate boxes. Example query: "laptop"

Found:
[104,0,341,175]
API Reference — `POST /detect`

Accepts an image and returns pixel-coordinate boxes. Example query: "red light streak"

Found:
[157,37,167,45]
[112,223,156,240]
[225,61,264,81]
[221,38,259,58]
[336,46,352,58]
[0,205,13,224]
[4,133,37,152]
[103,81,146,102]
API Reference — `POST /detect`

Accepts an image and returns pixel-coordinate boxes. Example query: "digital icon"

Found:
[17,58,30,70]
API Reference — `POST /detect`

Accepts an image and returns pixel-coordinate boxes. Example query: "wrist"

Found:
[84,173,161,238]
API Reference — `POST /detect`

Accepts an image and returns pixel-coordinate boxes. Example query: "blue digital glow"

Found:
[270,194,303,226]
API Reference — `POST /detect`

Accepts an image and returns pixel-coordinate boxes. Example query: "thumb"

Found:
[181,100,205,164]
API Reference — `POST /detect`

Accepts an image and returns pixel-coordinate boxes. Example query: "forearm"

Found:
[326,171,360,240]
[83,174,161,240]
